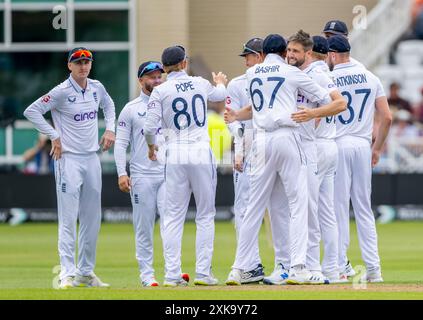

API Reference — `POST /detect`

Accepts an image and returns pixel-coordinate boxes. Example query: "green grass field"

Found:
[0,221,422,300]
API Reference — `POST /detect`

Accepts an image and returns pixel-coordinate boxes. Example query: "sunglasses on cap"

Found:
[69,49,93,62]
[242,43,260,55]
[138,62,164,78]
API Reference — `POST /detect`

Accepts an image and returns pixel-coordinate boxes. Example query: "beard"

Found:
[288,57,305,68]
[144,83,155,94]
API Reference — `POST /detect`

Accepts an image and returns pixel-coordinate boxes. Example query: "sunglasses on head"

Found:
[69,49,93,62]
[138,62,164,78]
[243,44,260,55]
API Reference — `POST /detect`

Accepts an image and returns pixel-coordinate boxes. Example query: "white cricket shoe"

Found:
[305,271,330,285]
[163,277,188,287]
[241,264,265,284]
[194,274,219,286]
[324,271,349,284]
[361,271,384,283]
[59,276,74,289]
[73,273,110,288]
[225,269,242,286]
[341,260,356,278]
[141,278,159,287]
[263,263,289,285]
[286,265,312,285]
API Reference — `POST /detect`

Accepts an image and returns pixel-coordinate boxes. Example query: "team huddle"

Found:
[23,19,392,288]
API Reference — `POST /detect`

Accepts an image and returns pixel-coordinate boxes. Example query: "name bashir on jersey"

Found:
[255,65,280,74]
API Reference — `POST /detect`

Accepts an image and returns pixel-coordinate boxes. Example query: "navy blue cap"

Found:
[137,61,164,78]
[312,36,329,54]
[263,34,287,54]
[328,35,351,53]
[323,20,349,36]
[239,38,263,56]
[161,45,186,67]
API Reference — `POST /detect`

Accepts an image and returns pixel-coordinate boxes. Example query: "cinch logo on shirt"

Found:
[141,127,162,136]
[74,110,98,122]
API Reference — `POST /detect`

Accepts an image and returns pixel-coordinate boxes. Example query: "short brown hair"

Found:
[311,51,327,61]
[288,30,313,52]
[164,61,184,74]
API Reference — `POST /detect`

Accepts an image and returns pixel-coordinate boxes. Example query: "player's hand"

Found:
[234,154,244,172]
[291,106,317,123]
[50,138,62,160]
[118,175,131,193]
[371,148,381,168]
[148,144,158,161]
[212,72,228,86]
[224,107,238,124]
[100,130,116,152]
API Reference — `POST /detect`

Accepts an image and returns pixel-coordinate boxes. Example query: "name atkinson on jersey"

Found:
[335,73,367,87]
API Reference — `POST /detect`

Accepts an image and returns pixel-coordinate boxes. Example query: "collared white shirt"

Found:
[245,54,331,132]
[331,61,385,143]
[24,75,116,154]
[296,60,338,141]
[114,91,165,178]
[226,74,254,158]
[143,70,227,145]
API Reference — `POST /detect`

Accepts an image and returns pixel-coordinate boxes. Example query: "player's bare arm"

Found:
[224,105,253,123]
[372,97,392,167]
[292,90,347,123]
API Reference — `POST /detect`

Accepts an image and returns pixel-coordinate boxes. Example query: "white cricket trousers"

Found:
[335,136,381,271]
[54,152,102,280]
[232,129,308,271]
[316,139,339,275]
[301,139,321,272]
[268,177,291,269]
[130,175,165,282]
[162,142,217,281]
[233,161,261,268]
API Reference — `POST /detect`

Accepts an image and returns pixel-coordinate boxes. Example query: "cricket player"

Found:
[323,19,364,277]
[224,34,344,285]
[143,45,227,286]
[327,36,392,282]
[114,61,166,287]
[286,31,346,284]
[226,38,265,284]
[228,38,293,285]
[23,47,115,289]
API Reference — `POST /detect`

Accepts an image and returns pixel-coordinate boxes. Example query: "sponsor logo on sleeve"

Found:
[41,95,51,103]
[93,92,98,103]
